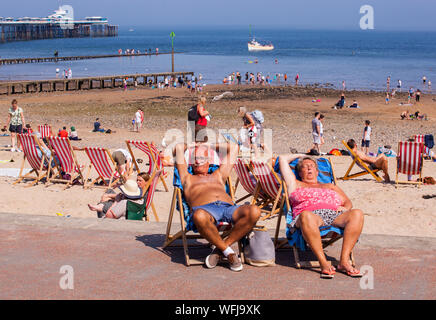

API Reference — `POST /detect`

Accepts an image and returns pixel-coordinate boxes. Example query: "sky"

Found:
[1,0,435,31]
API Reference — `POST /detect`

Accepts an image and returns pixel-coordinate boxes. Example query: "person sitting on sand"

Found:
[93,118,105,133]
[348,100,360,108]
[88,173,150,219]
[173,142,261,272]
[347,139,390,182]
[58,126,69,138]
[333,93,345,109]
[69,127,81,141]
[279,153,364,278]
[400,110,409,120]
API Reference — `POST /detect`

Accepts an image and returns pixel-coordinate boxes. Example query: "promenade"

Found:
[1,212,434,300]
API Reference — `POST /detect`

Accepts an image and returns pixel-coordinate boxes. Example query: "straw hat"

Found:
[118,180,142,199]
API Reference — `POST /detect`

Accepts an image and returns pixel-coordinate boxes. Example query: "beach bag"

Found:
[377,146,397,157]
[242,228,275,267]
[187,105,199,122]
[250,110,264,124]
[308,148,320,156]
[341,149,350,156]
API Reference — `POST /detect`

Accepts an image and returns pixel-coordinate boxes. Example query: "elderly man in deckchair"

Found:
[347,139,390,182]
[174,142,261,272]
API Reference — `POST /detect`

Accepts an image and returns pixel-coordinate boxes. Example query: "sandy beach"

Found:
[1,84,435,238]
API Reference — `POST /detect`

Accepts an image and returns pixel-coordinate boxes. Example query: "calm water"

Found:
[0,27,435,91]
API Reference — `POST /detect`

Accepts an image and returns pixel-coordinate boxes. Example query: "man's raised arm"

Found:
[173,143,189,184]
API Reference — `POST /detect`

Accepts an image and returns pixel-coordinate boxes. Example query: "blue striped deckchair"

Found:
[273,157,355,269]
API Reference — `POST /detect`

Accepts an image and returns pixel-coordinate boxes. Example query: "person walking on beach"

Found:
[295,73,300,86]
[4,99,25,152]
[415,89,421,103]
[319,114,325,152]
[134,108,144,132]
[123,78,128,91]
[194,96,210,142]
[422,76,427,86]
[342,80,346,91]
[310,112,321,154]
[361,120,371,155]
[284,73,288,86]
[385,92,390,105]
[386,76,391,92]
[397,79,402,92]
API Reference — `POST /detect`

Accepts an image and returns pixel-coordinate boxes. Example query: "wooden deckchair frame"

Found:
[249,160,283,221]
[273,158,355,268]
[340,140,382,182]
[13,134,49,187]
[46,137,84,189]
[83,148,119,190]
[125,140,169,192]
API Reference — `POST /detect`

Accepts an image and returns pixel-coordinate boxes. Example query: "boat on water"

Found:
[247,25,274,52]
[248,38,274,51]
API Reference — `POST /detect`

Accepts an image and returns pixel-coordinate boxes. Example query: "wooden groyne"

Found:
[0,72,194,95]
[0,52,183,66]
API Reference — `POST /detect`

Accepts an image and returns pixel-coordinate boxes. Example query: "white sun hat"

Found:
[118,179,142,199]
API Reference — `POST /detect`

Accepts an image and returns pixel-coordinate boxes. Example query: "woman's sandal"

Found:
[320,266,336,279]
[337,265,363,278]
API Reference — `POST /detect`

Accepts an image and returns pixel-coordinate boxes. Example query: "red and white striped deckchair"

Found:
[46,136,84,188]
[38,125,52,139]
[396,141,424,185]
[250,160,284,220]
[14,133,49,186]
[83,147,120,189]
[414,135,425,144]
[125,140,169,192]
[143,170,163,222]
[233,158,269,206]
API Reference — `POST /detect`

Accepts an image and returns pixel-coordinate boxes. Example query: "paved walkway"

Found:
[1,213,435,300]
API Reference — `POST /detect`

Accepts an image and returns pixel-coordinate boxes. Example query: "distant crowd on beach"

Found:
[223,71,299,86]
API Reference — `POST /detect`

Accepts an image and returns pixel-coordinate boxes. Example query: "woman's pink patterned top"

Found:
[290,187,342,218]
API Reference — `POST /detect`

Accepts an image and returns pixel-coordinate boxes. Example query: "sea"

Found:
[0,27,435,92]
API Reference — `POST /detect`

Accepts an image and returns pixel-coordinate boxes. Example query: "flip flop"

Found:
[320,267,335,279]
[337,265,363,278]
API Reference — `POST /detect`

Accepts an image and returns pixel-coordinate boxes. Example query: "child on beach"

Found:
[385,92,390,104]
[69,127,81,140]
[361,120,371,155]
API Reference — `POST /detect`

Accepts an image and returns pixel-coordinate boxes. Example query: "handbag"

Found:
[242,228,275,267]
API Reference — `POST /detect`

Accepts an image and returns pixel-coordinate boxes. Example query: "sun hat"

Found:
[118,179,142,199]
[71,126,76,131]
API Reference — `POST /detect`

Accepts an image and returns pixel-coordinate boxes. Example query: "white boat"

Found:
[248,38,274,51]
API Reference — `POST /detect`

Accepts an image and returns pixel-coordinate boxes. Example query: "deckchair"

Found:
[163,150,243,266]
[249,160,283,220]
[126,170,162,222]
[13,133,49,187]
[414,135,424,144]
[38,125,52,139]
[46,136,84,188]
[233,158,269,207]
[340,140,382,182]
[396,141,424,186]
[273,157,355,269]
[83,147,120,189]
[125,140,169,192]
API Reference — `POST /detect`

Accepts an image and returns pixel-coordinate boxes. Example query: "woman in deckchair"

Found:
[87,172,150,219]
[279,154,364,279]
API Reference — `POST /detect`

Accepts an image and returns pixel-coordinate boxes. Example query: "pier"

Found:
[0,52,183,66]
[0,72,194,95]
